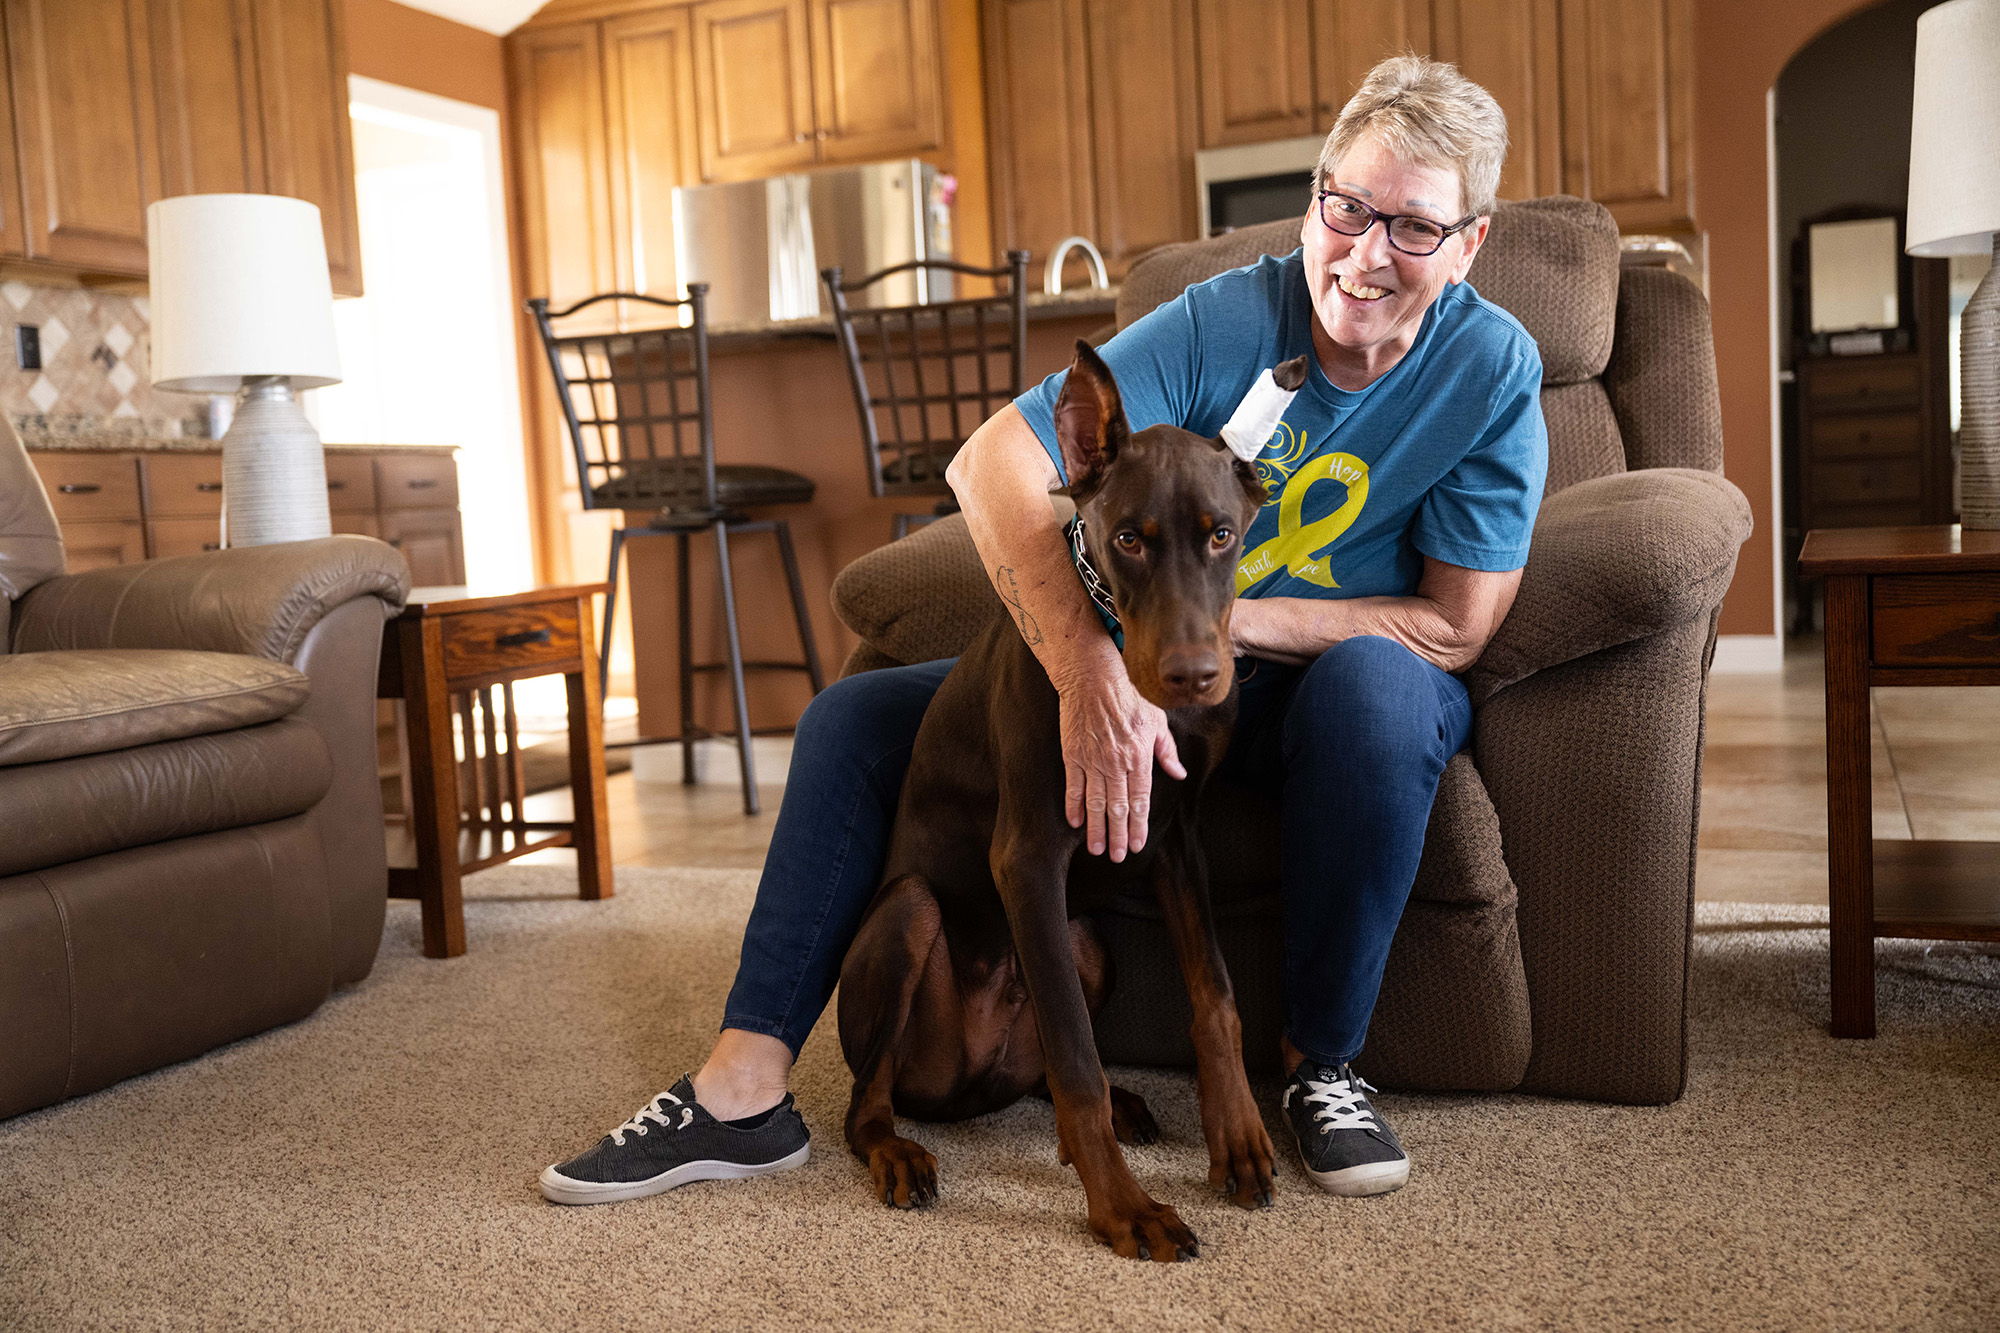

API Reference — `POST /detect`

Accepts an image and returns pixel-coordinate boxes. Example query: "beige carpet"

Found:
[3,868,1997,1332]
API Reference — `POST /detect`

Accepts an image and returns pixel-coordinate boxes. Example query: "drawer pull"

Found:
[196,481,223,493]
[58,483,101,494]
[203,542,221,551]
[327,480,346,491]
[497,628,552,649]
[406,478,439,490]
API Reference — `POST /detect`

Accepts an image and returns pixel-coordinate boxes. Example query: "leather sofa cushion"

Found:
[0,718,331,877]
[0,649,309,768]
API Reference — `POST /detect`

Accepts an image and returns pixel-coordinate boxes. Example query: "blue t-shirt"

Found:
[1016,251,1547,600]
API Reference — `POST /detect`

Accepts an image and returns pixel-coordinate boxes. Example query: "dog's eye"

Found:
[1210,527,1233,549]
[1113,531,1141,553]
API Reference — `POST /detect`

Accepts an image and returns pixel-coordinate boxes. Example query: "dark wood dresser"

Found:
[1797,352,1953,532]
[26,445,466,586]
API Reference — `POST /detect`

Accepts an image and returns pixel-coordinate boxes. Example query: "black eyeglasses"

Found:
[1315,191,1477,257]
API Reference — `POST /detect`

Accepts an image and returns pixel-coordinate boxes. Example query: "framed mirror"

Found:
[1809,216,1901,332]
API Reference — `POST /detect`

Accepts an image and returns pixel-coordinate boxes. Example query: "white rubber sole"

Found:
[539,1141,810,1206]
[1289,1123,1410,1197]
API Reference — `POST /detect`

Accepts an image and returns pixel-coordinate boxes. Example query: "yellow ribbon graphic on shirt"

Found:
[1235,451,1370,593]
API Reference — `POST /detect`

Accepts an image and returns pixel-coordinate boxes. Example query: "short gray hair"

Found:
[1314,55,1509,220]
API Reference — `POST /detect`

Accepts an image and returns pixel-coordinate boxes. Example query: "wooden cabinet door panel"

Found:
[1192,0,1313,148]
[150,0,265,196]
[1084,0,1197,272]
[1557,0,1692,231]
[382,508,466,587]
[510,21,617,327]
[253,0,363,296]
[1431,0,1561,203]
[5,0,161,272]
[691,0,816,182]
[148,515,228,559]
[1310,0,1430,128]
[604,7,699,302]
[63,520,147,570]
[810,0,943,163]
[983,0,1094,273]
[0,3,21,258]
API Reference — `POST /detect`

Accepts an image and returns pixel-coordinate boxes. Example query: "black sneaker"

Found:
[539,1075,810,1205]
[1280,1061,1409,1197]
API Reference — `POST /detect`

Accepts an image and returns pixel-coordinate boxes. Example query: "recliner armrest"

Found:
[1462,468,1752,708]
[10,535,410,665]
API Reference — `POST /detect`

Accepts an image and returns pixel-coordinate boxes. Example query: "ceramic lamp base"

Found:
[1959,234,2000,530]
[222,376,331,547]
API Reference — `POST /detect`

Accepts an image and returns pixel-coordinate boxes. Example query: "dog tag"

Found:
[1219,367,1300,462]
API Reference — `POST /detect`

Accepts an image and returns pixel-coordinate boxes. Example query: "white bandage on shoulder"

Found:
[1219,367,1299,462]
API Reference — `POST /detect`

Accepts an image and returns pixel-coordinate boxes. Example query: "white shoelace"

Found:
[610,1090,695,1145]
[1284,1067,1380,1136]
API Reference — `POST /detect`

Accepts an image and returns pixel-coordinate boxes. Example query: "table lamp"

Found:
[147,194,343,546]
[1908,0,2000,528]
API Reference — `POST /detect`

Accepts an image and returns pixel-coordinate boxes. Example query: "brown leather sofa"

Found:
[1,425,409,1120]
[828,197,1754,1106]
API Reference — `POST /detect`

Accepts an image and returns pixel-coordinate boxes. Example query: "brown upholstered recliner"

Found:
[0,425,409,1120]
[828,197,1754,1106]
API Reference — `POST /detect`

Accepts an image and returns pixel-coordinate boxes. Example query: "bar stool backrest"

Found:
[527,288,717,515]
[822,251,1031,500]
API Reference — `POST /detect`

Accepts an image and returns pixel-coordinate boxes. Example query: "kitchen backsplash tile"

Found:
[0,280,208,445]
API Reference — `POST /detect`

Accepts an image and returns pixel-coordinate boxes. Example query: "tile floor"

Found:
[531,635,2000,908]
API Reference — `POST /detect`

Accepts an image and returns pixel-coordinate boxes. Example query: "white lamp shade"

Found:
[1908,0,2000,258]
[147,194,343,392]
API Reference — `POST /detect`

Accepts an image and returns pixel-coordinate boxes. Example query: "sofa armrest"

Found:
[10,535,410,665]
[1462,468,1751,708]
[830,513,997,665]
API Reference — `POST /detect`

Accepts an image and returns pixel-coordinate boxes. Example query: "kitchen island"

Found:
[617,285,1119,746]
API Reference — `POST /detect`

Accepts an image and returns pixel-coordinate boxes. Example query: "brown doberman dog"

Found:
[836,341,1309,1261]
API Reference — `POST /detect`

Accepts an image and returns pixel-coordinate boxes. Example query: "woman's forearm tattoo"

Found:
[995,566,1043,645]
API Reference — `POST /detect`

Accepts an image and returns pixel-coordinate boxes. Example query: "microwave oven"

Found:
[1195,135,1324,238]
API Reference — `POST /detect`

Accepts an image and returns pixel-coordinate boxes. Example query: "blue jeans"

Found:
[721,636,1470,1067]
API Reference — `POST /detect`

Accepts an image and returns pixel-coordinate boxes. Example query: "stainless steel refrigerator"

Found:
[673,159,956,326]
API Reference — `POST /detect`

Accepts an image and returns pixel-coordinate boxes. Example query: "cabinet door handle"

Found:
[58,483,101,494]
[496,627,552,649]
[406,478,438,490]
[327,480,346,491]
[202,542,221,551]
[197,481,223,492]
[794,131,808,143]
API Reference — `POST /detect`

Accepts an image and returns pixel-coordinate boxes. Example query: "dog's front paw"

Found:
[867,1136,939,1209]
[1089,1192,1199,1262]
[1205,1099,1278,1210]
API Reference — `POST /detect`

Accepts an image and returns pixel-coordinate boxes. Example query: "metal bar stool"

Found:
[526,287,824,815]
[821,251,1031,540]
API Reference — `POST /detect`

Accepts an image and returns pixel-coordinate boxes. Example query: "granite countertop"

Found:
[22,432,459,455]
[705,284,1121,352]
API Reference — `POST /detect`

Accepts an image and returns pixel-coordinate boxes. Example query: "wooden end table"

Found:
[377,583,613,958]
[1798,525,2000,1037]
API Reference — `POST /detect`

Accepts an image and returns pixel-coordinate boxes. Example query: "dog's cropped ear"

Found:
[1053,340,1128,496]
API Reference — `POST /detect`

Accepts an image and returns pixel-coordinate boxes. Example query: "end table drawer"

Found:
[1872,574,2000,665]
[442,601,582,680]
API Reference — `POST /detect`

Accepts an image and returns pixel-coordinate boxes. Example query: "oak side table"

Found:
[1798,525,2000,1037]
[377,583,613,958]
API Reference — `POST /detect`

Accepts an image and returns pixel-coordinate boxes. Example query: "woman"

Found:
[540,53,1546,1207]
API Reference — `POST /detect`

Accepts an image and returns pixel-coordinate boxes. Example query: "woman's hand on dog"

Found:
[1057,658,1186,862]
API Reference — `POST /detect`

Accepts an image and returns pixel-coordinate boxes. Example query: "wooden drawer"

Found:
[331,511,381,538]
[35,455,142,522]
[1810,412,1921,460]
[381,507,465,586]
[141,454,226,517]
[1804,356,1920,407]
[1811,456,1921,507]
[1873,574,2000,667]
[147,517,227,560]
[324,455,377,513]
[376,454,459,510]
[441,599,582,682]
[61,519,146,570]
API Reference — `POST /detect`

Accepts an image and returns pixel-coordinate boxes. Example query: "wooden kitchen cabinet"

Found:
[603,6,700,301]
[982,0,1094,274]
[4,0,163,274]
[810,0,944,165]
[510,20,619,328]
[1311,0,1431,123]
[150,0,268,196]
[690,0,818,180]
[1085,0,1198,270]
[1432,0,1563,202]
[252,0,364,296]
[1192,0,1315,148]
[1556,0,1693,232]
